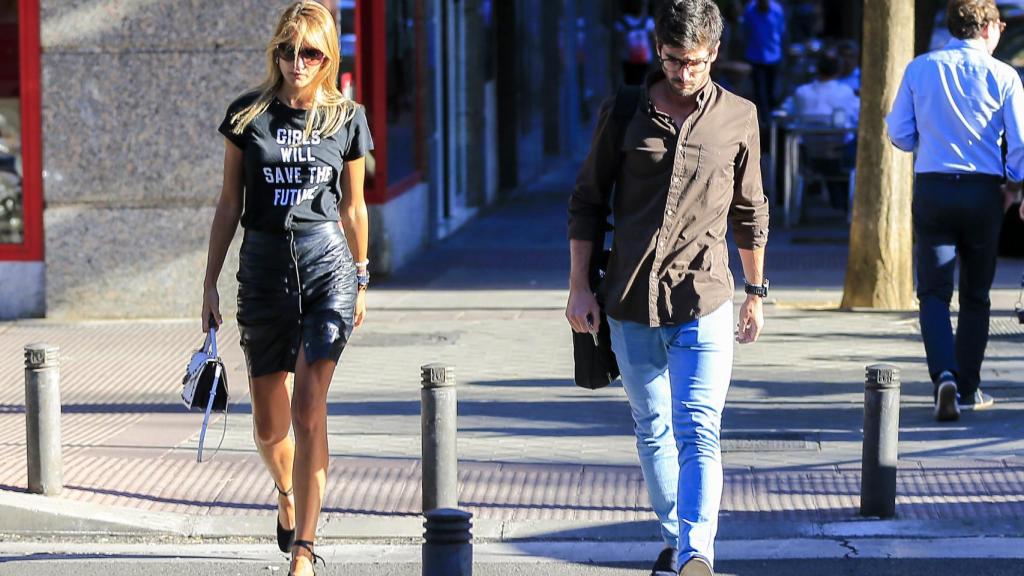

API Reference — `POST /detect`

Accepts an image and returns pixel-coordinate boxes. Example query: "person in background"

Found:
[616,0,657,85]
[887,0,1024,422]
[784,53,859,122]
[741,0,786,120]
[782,53,859,210]
[837,40,861,95]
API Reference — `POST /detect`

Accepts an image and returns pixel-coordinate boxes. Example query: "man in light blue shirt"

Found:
[886,0,1024,421]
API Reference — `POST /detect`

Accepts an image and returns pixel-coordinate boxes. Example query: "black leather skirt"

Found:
[236,222,356,377]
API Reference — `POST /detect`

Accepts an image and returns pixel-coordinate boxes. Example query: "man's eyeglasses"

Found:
[657,53,712,74]
[276,43,326,66]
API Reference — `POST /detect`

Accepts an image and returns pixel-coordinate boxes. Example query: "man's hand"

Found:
[735,295,764,344]
[566,288,602,334]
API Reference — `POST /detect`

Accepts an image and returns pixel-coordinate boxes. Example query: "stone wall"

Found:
[42,0,293,318]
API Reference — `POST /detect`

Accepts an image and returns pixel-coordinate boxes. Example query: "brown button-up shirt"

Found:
[568,72,769,327]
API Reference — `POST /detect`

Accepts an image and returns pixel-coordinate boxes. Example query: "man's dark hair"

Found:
[817,54,841,79]
[947,0,999,40]
[655,0,724,52]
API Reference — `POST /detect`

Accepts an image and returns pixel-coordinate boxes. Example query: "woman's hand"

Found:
[202,286,222,332]
[354,289,367,328]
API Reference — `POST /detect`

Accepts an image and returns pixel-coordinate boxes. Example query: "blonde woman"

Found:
[201,2,371,574]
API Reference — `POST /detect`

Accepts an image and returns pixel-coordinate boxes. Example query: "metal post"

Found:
[421,363,457,512]
[860,364,900,518]
[422,508,472,576]
[24,343,62,495]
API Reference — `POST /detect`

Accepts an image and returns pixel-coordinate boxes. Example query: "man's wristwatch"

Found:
[356,271,370,291]
[744,278,769,298]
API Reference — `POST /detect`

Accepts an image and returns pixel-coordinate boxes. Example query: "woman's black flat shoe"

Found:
[275,483,295,553]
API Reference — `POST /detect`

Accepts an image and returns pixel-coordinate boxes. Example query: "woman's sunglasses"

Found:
[276,43,325,66]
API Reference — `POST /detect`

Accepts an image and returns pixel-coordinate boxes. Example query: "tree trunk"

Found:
[841,0,916,310]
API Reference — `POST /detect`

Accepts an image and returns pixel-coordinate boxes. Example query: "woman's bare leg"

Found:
[249,372,295,533]
[289,346,337,575]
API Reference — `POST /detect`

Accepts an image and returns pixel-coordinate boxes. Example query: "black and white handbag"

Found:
[181,322,229,462]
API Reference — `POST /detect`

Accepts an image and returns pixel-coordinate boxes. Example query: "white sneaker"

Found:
[679,556,714,576]
[934,374,960,422]
[961,389,995,411]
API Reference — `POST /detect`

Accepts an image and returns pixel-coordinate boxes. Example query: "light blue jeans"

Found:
[608,301,734,567]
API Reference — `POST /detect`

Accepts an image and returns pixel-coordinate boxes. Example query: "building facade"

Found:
[0,0,611,319]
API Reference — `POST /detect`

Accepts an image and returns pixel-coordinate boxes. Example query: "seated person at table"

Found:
[782,53,860,210]
[783,53,860,128]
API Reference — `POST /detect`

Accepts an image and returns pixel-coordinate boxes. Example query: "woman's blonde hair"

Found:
[228,1,356,140]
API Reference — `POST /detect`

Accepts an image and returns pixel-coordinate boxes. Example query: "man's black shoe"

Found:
[935,371,960,422]
[651,546,679,576]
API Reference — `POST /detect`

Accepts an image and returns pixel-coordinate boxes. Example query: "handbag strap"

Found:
[196,362,229,463]
[205,325,218,357]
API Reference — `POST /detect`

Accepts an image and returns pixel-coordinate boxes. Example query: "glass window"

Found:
[386,0,423,183]
[0,0,22,245]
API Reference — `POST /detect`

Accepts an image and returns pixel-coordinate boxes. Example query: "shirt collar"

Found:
[946,37,989,52]
[642,69,715,114]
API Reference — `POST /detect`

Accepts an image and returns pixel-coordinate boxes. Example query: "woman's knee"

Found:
[252,414,289,446]
[249,375,291,446]
[290,397,326,439]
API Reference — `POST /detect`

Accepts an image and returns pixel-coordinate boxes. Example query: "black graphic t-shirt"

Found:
[218,92,373,232]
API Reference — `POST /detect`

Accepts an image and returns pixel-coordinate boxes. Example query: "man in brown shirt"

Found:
[566,1,769,574]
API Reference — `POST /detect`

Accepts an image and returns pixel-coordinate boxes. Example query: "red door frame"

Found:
[355,0,424,205]
[0,0,43,261]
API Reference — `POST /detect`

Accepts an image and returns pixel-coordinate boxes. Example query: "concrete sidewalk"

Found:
[1,165,1023,542]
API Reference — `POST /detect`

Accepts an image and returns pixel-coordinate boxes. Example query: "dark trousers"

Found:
[750,62,778,119]
[913,173,1004,398]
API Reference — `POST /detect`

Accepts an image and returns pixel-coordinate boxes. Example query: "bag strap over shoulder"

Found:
[607,84,642,194]
[611,84,642,150]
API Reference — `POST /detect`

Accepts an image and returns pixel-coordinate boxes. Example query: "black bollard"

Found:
[422,508,472,576]
[24,343,62,495]
[421,363,458,512]
[860,364,900,518]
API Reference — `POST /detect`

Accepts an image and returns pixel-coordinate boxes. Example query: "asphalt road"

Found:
[2,558,1024,576]
[3,539,1024,576]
